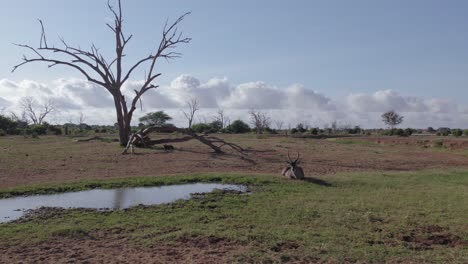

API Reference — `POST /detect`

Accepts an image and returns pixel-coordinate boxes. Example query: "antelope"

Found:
[281,151,305,179]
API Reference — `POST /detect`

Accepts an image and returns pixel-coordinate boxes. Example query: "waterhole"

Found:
[0,183,246,223]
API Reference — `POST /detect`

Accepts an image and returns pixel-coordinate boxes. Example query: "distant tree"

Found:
[182,97,199,129]
[20,97,56,125]
[296,123,307,133]
[381,110,403,130]
[274,120,284,131]
[249,109,271,134]
[427,127,436,133]
[310,127,318,135]
[213,108,229,129]
[226,120,250,134]
[139,111,172,126]
[452,129,463,137]
[78,112,86,125]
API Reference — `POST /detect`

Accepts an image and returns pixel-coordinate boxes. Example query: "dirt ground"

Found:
[0,234,250,264]
[1,134,468,189]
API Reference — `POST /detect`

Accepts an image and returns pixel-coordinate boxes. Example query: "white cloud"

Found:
[0,76,467,128]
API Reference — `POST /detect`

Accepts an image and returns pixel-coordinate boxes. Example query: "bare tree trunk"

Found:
[113,95,131,146]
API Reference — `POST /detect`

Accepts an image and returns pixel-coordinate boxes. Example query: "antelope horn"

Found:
[287,150,292,162]
[294,152,300,163]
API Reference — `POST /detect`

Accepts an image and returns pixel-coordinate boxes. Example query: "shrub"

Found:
[452,129,463,137]
[310,128,318,135]
[191,123,213,133]
[290,128,299,134]
[0,129,5,136]
[347,126,362,134]
[47,125,63,135]
[437,128,451,136]
[404,128,414,136]
[464,130,468,137]
[31,132,39,138]
[30,124,47,135]
[0,115,18,135]
[296,123,307,133]
[226,120,251,134]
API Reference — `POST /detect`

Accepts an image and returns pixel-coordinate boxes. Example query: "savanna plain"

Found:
[0,134,467,263]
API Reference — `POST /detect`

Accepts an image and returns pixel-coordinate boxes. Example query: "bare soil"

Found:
[0,233,249,264]
[1,134,468,189]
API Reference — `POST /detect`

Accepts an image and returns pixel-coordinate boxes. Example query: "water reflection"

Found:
[0,183,246,223]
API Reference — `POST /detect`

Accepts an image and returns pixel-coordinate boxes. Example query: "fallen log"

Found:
[122,126,244,155]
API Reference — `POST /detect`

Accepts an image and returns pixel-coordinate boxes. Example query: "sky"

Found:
[0,0,468,128]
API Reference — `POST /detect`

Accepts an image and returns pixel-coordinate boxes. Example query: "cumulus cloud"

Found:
[346,89,461,115]
[0,76,466,128]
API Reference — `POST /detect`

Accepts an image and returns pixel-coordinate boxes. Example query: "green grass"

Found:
[1,171,468,263]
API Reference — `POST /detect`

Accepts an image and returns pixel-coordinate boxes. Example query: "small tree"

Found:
[139,111,172,126]
[381,110,403,130]
[182,97,199,129]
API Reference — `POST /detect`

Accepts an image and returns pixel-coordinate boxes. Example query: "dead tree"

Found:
[12,0,191,146]
[213,108,229,129]
[122,126,244,155]
[78,112,86,125]
[182,97,199,129]
[249,109,271,134]
[20,97,56,125]
[274,120,284,133]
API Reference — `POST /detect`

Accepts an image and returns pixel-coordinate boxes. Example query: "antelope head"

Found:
[286,151,300,168]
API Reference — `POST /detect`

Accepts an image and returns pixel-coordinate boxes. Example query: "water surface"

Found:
[0,183,246,223]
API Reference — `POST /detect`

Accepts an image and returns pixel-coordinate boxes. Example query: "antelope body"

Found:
[281,151,305,179]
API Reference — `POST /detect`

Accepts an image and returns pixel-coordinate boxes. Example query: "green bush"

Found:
[296,123,307,133]
[437,128,451,136]
[47,125,63,135]
[464,130,468,137]
[0,129,6,136]
[191,123,214,134]
[452,129,463,137]
[30,124,48,135]
[226,120,251,134]
[309,128,318,135]
[0,115,18,135]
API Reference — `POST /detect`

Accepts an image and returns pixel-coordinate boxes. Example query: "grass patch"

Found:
[1,171,468,262]
[328,138,377,146]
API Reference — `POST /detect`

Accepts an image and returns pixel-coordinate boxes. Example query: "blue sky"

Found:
[0,0,468,127]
